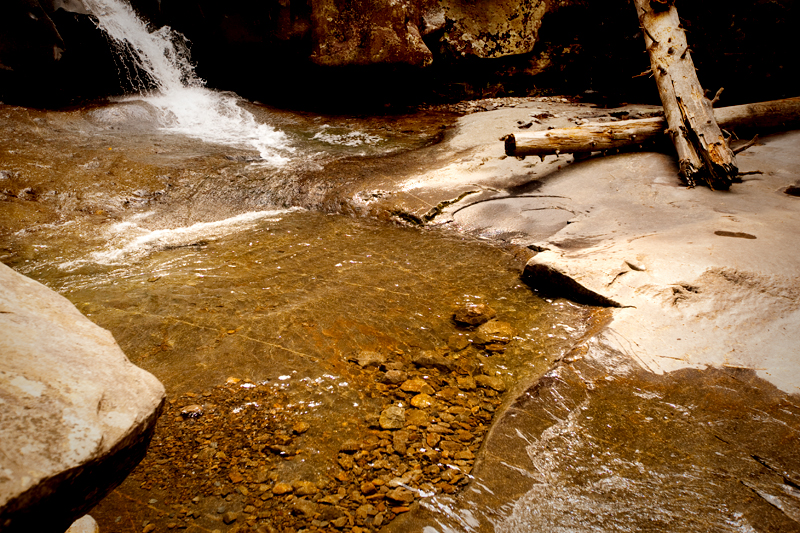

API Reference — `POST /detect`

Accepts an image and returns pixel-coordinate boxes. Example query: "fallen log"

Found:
[634,0,737,189]
[505,96,800,159]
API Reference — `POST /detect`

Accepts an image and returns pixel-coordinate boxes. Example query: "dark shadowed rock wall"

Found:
[0,0,797,110]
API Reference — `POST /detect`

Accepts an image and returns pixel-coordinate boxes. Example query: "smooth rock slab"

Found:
[0,263,165,533]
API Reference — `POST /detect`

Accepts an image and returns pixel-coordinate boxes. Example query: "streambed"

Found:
[1,99,597,532]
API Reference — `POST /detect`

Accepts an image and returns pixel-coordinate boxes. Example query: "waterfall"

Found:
[83,0,290,164]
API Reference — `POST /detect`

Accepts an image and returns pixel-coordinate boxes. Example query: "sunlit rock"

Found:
[379,405,406,429]
[0,263,165,533]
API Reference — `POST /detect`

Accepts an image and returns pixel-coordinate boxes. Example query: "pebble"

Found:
[411,351,453,371]
[475,320,514,346]
[456,376,477,390]
[410,393,434,408]
[271,482,294,495]
[292,421,310,434]
[452,303,497,326]
[392,430,409,454]
[475,374,506,391]
[447,334,470,351]
[404,409,430,427]
[292,480,318,496]
[349,350,386,369]
[180,404,204,419]
[400,378,435,395]
[331,516,348,528]
[380,369,408,384]
[128,296,517,533]
[291,498,318,517]
[222,512,238,524]
[386,487,415,504]
[379,405,405,429]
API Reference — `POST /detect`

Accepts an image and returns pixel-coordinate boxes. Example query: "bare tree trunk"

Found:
[504,97,800,159]
[633,0,737,189]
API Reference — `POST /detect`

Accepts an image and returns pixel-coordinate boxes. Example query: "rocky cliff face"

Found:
[0,0,797,109]
[0,263,165,533]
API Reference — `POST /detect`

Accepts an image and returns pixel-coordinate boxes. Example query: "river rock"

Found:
[452,303,497,326]
[410,393,434,408]
[65,515,99,533]
[399,378,435,395]
[291,498,319,517]
[271,482,293,495]
[474,374,506,392]
[379,369,408,384]
[348,350,386,369]
[0,263,165,533]
[404,409,431,427]
[379,405,406,430]
[411,351,454,371]
[475,319,514,346]
[386,486,415,504]
[456,376,477,391]
[292,480,319,496]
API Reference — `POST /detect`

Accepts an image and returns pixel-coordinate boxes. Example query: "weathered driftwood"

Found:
[505,117,666,158]
[634,0,737,189]
[504,96,800,159]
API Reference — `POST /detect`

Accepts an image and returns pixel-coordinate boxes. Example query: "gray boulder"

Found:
[0,263,165,533]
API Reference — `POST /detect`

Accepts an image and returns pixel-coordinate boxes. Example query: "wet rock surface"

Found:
[378,98,800,531]
[390,341,800,532]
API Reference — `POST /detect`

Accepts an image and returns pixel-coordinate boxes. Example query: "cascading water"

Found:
[82,0,291,164]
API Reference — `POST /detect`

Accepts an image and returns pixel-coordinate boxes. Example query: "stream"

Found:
[0,1,597,528]
[0,85,597,533]
[6,0,800,531]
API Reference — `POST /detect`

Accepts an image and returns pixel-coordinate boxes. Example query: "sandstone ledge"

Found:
[383,99,800,532]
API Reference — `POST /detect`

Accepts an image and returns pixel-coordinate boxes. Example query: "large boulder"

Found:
[310,0,433,67]
[0,0,125,106]
[0,0,65,73]
[434,0,546,59]
[0,263,165,533]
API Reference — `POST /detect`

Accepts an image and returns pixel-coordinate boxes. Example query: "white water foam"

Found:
[83,0,291,164]
[312,126,383,147]
[59,209,295,269]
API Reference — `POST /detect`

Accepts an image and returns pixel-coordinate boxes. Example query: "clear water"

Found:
[0,91,595,531]
[0,1,593,530]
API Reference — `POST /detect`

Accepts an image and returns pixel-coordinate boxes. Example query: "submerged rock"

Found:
[348,350,387,369]
[379,405,406,430]
[474,319,514,350]
[0,263,165,533]
[453,303,497,326]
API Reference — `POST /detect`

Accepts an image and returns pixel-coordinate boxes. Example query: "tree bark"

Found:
[633,0,737,189]
[504,96,800,159]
